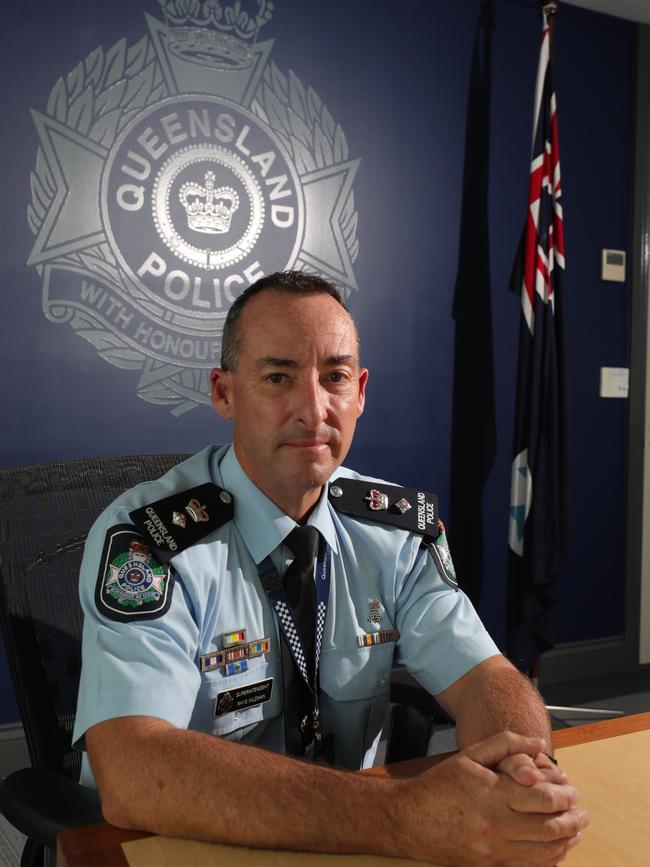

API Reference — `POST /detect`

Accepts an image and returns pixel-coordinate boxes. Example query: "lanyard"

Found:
[256,536,331,695]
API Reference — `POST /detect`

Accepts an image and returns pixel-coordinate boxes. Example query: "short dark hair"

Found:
[220,270,349,370]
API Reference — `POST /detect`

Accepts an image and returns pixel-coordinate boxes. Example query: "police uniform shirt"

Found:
[73,444,499,786]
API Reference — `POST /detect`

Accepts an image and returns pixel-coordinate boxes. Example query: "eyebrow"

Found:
[255,354,358,369]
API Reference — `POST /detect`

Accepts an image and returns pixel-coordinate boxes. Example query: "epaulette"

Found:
[329,478,458,590]
[328,478,440,539]
[129,482,234,562]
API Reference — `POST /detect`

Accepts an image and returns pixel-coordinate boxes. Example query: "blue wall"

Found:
[0,0,635,723]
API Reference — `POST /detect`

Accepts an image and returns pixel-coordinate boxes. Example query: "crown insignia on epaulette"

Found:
[180,171,240,234]
[185,497,209,523]
[158,0,273,70]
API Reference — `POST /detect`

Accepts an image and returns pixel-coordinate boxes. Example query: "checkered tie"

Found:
[281,525,319,755]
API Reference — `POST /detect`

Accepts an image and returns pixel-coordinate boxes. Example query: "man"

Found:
[74,271,588,865]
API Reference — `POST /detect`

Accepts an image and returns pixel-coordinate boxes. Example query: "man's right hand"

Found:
[397,731,589,866]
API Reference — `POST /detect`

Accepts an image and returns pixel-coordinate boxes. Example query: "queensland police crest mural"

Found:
[27,0,360,414]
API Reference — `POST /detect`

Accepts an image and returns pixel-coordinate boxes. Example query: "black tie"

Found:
[281,525,319,755]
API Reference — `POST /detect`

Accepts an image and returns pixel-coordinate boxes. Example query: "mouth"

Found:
[280,440,330,451]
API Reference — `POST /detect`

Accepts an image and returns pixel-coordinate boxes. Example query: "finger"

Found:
[497,754,567,786]
[497,754,547,786]
[463,730,547,769]
[499,831,584,865]
[531,761,568,786]
[509,807,590,843]
[505,779,581,813]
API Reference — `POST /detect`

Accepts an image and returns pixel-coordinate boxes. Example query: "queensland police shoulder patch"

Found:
[424,521,459,591]
[95,524,174,622]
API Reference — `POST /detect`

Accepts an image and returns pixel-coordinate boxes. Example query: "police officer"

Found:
[74,271,588,865]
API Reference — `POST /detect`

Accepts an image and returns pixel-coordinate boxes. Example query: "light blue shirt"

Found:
[73,444,499,784]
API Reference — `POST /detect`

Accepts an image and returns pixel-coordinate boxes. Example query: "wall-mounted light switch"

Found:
[601,249,626,282]
[600,367,629,398]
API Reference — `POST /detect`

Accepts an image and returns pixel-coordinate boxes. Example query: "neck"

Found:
[231,444,324,521]
[273,487,322,523]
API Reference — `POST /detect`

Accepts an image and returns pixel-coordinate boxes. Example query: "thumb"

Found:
[463,731,546,769]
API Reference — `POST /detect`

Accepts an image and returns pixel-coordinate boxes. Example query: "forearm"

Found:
[88,718,406,858]
[87,716,585,866]
[439,655,552,752]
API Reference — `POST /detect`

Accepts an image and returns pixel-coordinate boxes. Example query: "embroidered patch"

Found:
[426,520,459,590]
[95,524,174,622]
[214,677,274,716]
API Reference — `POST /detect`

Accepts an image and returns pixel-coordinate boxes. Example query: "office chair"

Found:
[0,454,189,867]
[0,452,443,866]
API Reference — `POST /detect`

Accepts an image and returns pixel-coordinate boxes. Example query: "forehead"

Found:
[237,290,358,359]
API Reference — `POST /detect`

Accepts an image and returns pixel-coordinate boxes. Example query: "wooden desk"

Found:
[57,712,650,867]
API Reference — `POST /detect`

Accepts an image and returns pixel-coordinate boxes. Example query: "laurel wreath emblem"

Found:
[28,29,359,415]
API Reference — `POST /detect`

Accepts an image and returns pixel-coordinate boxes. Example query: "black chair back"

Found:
[0,454,189,781]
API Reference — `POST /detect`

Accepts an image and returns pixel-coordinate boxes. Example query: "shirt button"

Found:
[378,676,385,685]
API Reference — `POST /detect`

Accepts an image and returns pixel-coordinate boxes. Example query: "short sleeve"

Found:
[72,511,202,750]
[394,540,500,695]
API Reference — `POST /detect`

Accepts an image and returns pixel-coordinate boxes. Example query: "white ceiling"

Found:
[565,0,650,26]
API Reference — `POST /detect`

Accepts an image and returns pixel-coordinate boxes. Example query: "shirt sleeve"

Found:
[394,538,500,696]
[72,508,202,750]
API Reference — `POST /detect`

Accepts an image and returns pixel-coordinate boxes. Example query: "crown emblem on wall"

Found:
[158,0,273,69]
[179,171,240,234]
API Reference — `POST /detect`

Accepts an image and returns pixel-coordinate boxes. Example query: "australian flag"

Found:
[507,8,567,673]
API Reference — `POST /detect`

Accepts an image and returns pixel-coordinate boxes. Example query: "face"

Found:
[211,290,368,517]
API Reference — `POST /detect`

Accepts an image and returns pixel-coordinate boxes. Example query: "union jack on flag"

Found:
[507,6,567,672]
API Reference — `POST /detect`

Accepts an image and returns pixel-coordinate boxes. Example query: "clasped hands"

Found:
[408,732,590,867]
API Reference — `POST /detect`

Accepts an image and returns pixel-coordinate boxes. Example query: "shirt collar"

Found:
[216,445,339,563]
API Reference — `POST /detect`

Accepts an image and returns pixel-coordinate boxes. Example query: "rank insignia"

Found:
[185,497,209,523]
[172,511,187,528]
[394,498,412,515]
[365,489,389,511]
[356,628,400,648]
[95,525,173,622]
[367,599,383,625]
[223,629,246,647]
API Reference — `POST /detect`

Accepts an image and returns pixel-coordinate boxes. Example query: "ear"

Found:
[356,367,368,418]
[210,368,235,420]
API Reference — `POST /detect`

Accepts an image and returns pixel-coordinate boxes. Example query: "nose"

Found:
[294,374,328,430]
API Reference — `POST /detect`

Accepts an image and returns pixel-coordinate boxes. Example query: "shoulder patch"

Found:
[423,521,459,591]
[95,524,174,622]
[129,482,233,562]
[329,478,440,539]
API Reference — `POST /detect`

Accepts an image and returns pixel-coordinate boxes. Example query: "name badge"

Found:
[214,677,274,716]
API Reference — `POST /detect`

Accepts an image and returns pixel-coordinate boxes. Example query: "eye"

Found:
[328,370,349,383]
[265,372,286,384]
